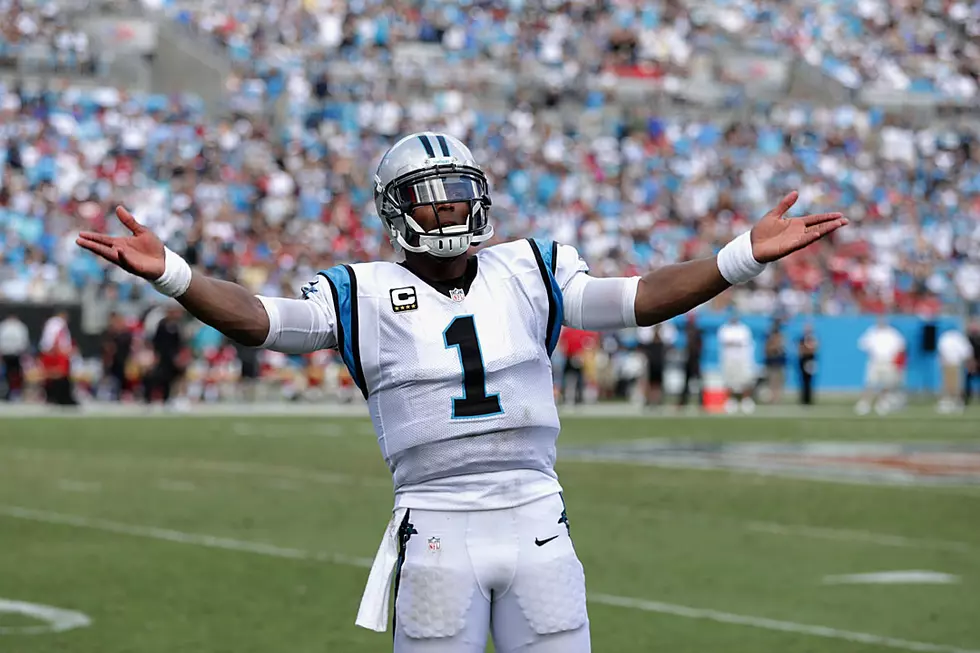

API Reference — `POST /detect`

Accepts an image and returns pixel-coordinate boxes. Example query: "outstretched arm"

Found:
[562,191,848,330]
[634,192,846,326]
[77,207,335,352]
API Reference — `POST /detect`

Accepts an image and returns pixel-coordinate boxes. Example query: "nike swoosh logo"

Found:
[534,535,559,547]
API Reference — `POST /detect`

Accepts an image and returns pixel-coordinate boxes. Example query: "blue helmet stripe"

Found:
[417,135,436,158]
[436,134,451,157]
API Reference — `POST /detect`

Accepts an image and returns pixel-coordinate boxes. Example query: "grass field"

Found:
[0,406,978,652]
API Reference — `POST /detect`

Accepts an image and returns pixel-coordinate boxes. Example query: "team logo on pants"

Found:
[427,536,441,552]
[390,286,418,312]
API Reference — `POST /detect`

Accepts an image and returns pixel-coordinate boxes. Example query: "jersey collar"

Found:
[399,256,479,299]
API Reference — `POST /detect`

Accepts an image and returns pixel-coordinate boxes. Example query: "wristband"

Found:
[717,231,766,285]
[152,247,193,298]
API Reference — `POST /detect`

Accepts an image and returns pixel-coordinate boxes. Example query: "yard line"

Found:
[1,505,975,653]
[744,521,974,554]
[574,500,976,554]
[5,447,393,490]
[0,505,373,569]
[8,447,975,554]
[590,594,980,653]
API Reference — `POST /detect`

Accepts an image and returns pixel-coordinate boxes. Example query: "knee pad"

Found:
[512,553,588,635]
[395,562,476,639]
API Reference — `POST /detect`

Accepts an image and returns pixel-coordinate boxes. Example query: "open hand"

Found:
[76,207,166,281]
[750,191,848,264]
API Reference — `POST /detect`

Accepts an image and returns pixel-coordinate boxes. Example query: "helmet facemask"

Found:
[378,165,494,259]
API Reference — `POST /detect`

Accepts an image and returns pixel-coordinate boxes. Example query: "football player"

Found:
[77,132,847,652]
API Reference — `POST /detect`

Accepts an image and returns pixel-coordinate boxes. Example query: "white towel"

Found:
[355,508,406,632]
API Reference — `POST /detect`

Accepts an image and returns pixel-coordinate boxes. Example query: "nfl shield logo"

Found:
[449,288,465,303]
[427,537,441,552]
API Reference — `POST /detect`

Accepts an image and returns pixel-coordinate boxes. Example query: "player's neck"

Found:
[403,253,470,282]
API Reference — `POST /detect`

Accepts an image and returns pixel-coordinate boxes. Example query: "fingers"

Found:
[75,236,120,263]
[801,212,845,227]
[76,231,116,246]
[802,218,849,244]
[767,191,799,219]
[115,206,145,235]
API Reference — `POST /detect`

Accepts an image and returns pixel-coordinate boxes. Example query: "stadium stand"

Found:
[0,0,978,405]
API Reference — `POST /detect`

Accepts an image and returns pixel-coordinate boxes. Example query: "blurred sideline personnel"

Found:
[763,319,786,404]
[77,132,846,653]
[937,323,975,414]
[146,304,186,405]
[0,313,30,401]
[798,323,819,405]
[964,318,980,406]
[39,310,78,406]
[856,316,906,415]
[717,314,756,414]
[678,315,703,409]
[100,312,133,401]
[636,322,675,409]
[558,327,597,405]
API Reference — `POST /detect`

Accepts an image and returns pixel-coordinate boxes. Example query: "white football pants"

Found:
[392,492,591,652]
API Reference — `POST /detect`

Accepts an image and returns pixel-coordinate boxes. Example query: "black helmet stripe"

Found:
[417,134,436,158]
[436,134,451,157]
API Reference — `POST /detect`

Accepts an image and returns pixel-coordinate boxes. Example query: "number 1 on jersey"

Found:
[443,315,503,419]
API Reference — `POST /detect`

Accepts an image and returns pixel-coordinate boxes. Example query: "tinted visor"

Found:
[393,174,484,207]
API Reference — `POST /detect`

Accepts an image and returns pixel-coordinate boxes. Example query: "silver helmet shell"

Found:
[374,132,493,258]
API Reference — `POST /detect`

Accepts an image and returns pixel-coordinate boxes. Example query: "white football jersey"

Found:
[303,239,588,511]
[718,322,754,363]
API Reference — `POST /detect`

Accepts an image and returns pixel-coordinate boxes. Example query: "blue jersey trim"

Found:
[527,239,564,356]
[320,265,367,398]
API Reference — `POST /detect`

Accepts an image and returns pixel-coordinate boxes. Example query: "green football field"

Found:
[1,407,978,653]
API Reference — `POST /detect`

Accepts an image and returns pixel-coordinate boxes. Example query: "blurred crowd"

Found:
[1,0,980,406]
[2,81,978,317]
[1,0,99,75]
[164,0,980,99]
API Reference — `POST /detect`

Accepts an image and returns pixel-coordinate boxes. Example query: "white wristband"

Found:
[152,247,193,298]
[717,231,766,285]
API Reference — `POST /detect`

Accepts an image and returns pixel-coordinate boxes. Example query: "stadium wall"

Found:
[682,313,964,393]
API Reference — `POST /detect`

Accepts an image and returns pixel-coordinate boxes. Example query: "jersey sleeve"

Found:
[256,275,338,354]
[526,239,638,349]
[552,242,590,291]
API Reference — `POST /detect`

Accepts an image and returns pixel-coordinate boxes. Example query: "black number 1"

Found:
[443,315,503,419]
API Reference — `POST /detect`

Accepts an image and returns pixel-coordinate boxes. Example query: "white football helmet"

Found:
[374,131,493,258]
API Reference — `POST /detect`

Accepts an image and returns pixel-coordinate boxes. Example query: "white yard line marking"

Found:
[56,480,101,493]
[590,594,980,653]
[0,506,373,568]
[821,571,960,585]
[155,480,197,492]
[12,448,975,554]
[6,447,392,490]
[0,598,92,635]
[744,521,974,554]
[1,505,974,653]
[576,501,976,554]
